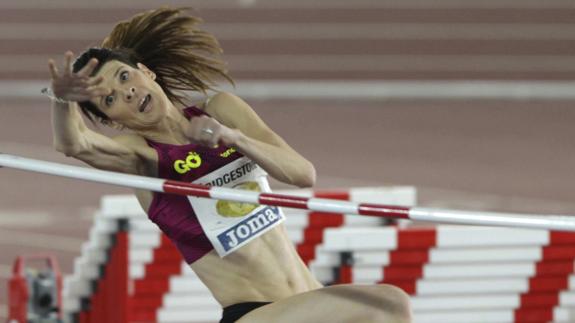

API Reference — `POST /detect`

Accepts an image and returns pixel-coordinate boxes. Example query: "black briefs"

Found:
[220,301,272,323]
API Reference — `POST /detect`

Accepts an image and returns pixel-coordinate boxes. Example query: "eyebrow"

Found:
[113,66,122,79]
[99,66,123,106]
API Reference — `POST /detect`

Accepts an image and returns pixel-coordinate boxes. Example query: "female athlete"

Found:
[48,8,411,323]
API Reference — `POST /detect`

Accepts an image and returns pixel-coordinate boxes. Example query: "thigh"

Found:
[237,284,412,323]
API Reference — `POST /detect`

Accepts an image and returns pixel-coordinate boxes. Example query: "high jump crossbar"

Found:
[1,153,574,232]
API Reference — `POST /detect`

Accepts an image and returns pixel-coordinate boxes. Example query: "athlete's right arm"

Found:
[49,52,143,174]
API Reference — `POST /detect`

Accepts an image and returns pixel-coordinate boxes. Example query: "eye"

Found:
[105,94,115,106]
[120,70,129,81]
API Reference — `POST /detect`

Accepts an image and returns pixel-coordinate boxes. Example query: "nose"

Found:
[124,87,136,101]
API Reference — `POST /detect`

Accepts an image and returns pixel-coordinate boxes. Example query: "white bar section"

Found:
[129,264,144,279]
[129,218,158,232]
[307,198,359,215]
[412,295,520,311]
[430,247,542,264]
[559,290,575,306]
[312,247,544,268]
[413,310,514,323]
[287,229,304,244]
[322,227,397,251]
[226,81,575,101]
[342,216,383,226]
[158,309,220,323]
[422,263,536,279]
[129,248,153,263]
[349,263,541,283]
[554,307,575,323]
[129,231,161,248]
[0,153,165,192]
[169,276,212,294]
[4,153,575,232]
[162,295,220,308]
[6,80,575,101]
[208,187,260,204]
[283,214,309,228]
[353,267,383,282]
[437,226,549,247]
[410,207,575,232]
[100,195,146,218]
[417,278,529,295]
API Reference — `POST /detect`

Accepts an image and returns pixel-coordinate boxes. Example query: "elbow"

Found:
[54,143,83,157]
[295,163,317,188]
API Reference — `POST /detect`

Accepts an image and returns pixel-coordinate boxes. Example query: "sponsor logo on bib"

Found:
[188,157,285,257]
[173,151,202,174]
[217,206,281,251]
[220,147,236,158]
[206,161,257,187]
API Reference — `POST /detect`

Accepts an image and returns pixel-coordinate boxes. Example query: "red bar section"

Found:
[380,227,437,295]
[296,191,349,265]
[514,231,575,323]
[542,245,575,260]
[550,231,575,245]
[389,250,430,265]
[358,204,410,219]
[130,234,182,323]
[398,229,436,249]
[536,261,574,276]
[258,193,309,209]
[78,227,128,323]
[337,265,353,284]
[515,309,554,323]
[163,180,211,198]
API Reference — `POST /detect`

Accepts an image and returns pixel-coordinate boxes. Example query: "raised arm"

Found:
[48,52,146,174]
[185,92,316,188]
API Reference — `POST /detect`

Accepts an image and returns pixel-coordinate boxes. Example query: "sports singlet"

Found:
[145,106,243,263]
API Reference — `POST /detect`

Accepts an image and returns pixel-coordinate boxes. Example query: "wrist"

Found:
[223,128,244,148]
[42,87,70,104]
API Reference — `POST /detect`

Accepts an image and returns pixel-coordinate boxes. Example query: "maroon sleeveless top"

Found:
[145,106,243,263]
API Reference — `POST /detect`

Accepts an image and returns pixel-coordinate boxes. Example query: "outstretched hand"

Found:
[48,51,109,103]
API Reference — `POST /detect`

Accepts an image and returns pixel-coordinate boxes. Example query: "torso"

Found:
[125,106,322,307]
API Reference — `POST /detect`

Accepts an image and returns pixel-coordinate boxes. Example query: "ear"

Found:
[137,63,156,80]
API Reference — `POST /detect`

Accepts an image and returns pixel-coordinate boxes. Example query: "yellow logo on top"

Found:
[173,148,237,174]
[174,152,202,174]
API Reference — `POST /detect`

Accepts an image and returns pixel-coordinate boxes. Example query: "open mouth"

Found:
[139,94,152,113]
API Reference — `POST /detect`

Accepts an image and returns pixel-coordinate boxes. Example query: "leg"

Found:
[237,284,412,323]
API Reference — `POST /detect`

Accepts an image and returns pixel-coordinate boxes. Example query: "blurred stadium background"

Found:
[2,0,575,321]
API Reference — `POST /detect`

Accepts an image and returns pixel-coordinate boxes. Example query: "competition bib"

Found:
[188,157,285,257]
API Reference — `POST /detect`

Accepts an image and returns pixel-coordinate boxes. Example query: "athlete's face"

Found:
[91,60,168,130]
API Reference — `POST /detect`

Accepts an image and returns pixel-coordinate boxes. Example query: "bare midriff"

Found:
[135,188,322,307]
[190,224,323,307]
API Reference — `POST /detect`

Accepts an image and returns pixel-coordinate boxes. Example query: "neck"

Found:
[137,104,191,144]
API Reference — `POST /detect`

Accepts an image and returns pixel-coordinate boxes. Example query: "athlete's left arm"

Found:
[194,92,316,188]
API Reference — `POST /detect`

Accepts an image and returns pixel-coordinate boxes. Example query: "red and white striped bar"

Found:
[2,153,575,231]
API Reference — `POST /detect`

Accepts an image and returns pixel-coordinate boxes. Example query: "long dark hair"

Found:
[73,7,233,124]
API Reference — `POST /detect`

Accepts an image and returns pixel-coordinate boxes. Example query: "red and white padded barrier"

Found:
[65,193,575,323]
[311,226,575,323]
[2,153,575,231]
[63,188,415,323]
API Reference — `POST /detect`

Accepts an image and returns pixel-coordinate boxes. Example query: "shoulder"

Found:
[203,92,257,128]
[205,91,242,106]
[204,92,243,112]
